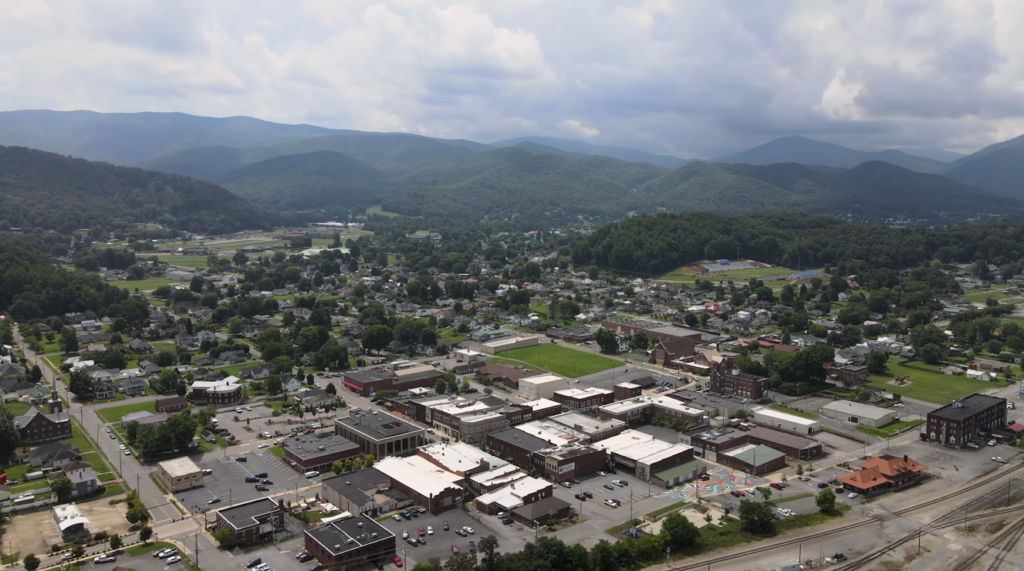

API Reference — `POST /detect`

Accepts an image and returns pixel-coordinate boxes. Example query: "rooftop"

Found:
[475,477,551,509]
[469,465,526,488]
[753,407,819,426]
[554,387,613,399]
[929,394,1007,421]
[217,497,281,530]
[821,400,896,421]
[512,496,571,520]
[721,444,785,466]
[599,398,653,414]
[687,427,746,445]
[418,442,508,475]
[305,514,394,555]
[158,457,201,478]
[549,412,625,435]
[592,429,671,459]
[516,420,587,447]
[374,456,463,498]
[321,468,390,495]
[282,434,359,461]
[521,398,561,411]
[488,427,551,452]
[336,409,422,441]
[344,369,394,383]
[520,374,568,386]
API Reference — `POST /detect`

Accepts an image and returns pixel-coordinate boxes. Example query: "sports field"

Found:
[865,356,1003,404]
[497,344,619,377]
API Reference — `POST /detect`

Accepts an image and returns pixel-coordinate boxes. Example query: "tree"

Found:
[658,512,701,551]
[126,264,145,280]
[23,554,39,571]
[595,328,618,354]
[30,364,42,382]
[816,488,836,513]
[59,326,79,354]
[459,379,471,392]
[233,250,249,267]
[126,504,150,525]
[124,420,140,444]
[68,368,93,400]
[51,476,73,502]
[332,460,345,474]
[920,343,943,365]
[361,324,394,355]
[153,350,175,367]
[864,350,888,375]
[796,464,804,476]
[0,404,22,460]
[364,454,374,467]
[738,499,775,535]
[266,375,283,396]
[759,487,772,502]
[228,317,244,335]
[734,408,748,420]
[477,535,499,571]
[70,540,86,558]
[196,405,217,427]
[434,378,448,394]
[109,534,122,550]
[590,539,619,571]
[138,526,153,543]
[326,382,337,395]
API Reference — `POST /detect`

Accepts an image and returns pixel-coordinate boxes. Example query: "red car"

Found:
[451,545,458,554]
[418,526,425,536]
[730,490,745,497]
[262,479,274,485]
[769,483,784,491]
[392,556,403,567]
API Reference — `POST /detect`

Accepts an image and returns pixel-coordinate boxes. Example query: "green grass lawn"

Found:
[126,541,174,556]
[866,356,1001,404]
[366,204,401,218]
[767,492,813,504]
[268,446,285,459]
[216,361,263,377]
[112,277,177,292]
[6,402,29,416]
[150,255,213,268]
[856,419,924,439]
[97,401,156,424]
[497,344,619,378]
[62,418,96,454]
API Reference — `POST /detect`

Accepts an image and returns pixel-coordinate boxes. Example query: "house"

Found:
[293,388,334,408]
[91,379,116,400]
[137,360,161,376]
[283,377,304,393]
[155,396,188,413]
[127,339,154,354]
[118,377,147,396]
[238,365,271,380]
[51,460,99,498]
[0,362,26,380]
[28,442,81,469]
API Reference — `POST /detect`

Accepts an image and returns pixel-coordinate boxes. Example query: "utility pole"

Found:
[193,531,200,569]
[918,525,922,554]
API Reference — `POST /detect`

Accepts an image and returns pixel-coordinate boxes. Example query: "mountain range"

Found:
[1,110,1023,229]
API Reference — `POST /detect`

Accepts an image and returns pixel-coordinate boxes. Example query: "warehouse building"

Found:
[373,456,464,513]
[482,335,540,354]
[319,468,411,517]
[417,442,508,478]
[475,477,552,515]
[157,457,203,492]
[305,514,396,571]
[518,374,572,400]
[752,408,819,435]
[719,444,785,475]
[592,430,696,481]
[820,400,898,428]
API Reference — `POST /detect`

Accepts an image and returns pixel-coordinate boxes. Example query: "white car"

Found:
[848,492,858,499]
[258,443,269,449]
[236,407,243,413]
[989,440,998,447]
[93,555,117,564]
[245,406,252,411]
[746,488,756,495]
[892,403,904,407]
[993,456,1007,464]
[403,531,409,539]
[118,444,126,450]
[597,471,606,477]
[968,442,981,449]
[123,449,131,456]
[159,549,178,559]
[799,476,810,482]
[166,556,181,564]
[462,526,474,534]
[603,499,619,508]
[427,526,433,535]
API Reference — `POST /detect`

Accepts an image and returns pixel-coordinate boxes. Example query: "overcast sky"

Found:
[3,0,1024,158]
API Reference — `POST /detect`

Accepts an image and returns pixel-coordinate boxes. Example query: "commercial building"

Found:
[752,408,819,435]
[373,456,464,514]
[469,465,529,494]
[417,442,508,478]
[304,514,396,571]
[549,412,626,443]
[925,394,1007,448]
[515,420,587,448]
[392,365,444,391]
[511,496,572,526]
[190,376,243,406]
[477,362,534,390]
[837,454,927,494]
[340,367,443,397]
[533,444,607,482]
[708,367,770,401]
[334,409,425,459]
[516,399,563,424]
[53,503,89,539]
[600,318,707,345]
[423,396,511,444]
[281,434,361,473]
[825,364,869,383]
[214,497,285,547]
[481,336,539,354]
[719,444,785,475]
[682,426,821,462]
[552,387,614,413]
[518,374,571,400]
[154,396,188,414]
[157,457,203,492]
[592,430,696,481]
[320,468,411,517]
[598,396,709,428]
[475,477,552,515]
[487,428,552,471]
[341,370,394,397]
[599,398,651,425]
[820,400,898,428]
[469,328,513,342]
[747,427,822,461]
[613,382,643,401]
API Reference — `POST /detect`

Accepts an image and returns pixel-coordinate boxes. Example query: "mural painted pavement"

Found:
[658,466,766,500]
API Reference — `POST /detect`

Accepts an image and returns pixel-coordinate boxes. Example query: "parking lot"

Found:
[375,506,517,567]
[208,405,337,448]
[89,549,190,571]
[176,448,325,514]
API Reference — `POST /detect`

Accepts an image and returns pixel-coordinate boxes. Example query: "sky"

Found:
[3,0,1024,158]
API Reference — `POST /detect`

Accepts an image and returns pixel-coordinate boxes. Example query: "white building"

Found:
[819,400,898,428]
[157,457,204,492]
[518,374,571,401]
[752,408,819,435]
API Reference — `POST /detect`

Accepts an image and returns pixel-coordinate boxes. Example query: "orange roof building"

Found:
[838,454,927,494]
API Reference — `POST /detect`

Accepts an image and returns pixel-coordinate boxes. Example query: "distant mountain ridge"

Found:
[714,135,948,173]
[490,136,691,168]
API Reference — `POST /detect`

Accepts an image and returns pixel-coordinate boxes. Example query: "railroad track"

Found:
[984,514,1024,571]
[667,462,1024,571]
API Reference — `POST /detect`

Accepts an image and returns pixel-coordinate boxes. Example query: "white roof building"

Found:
[474,476,552,512]
[418,442,508,475]
[374,456,463,499]
[518,374,571,400]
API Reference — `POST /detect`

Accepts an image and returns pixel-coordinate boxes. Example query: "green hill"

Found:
[491,136,690,168]
[209,150,393,210]
[942,147,1024,199]
[0,145,268,233]
[0,110,342,164]
[715,135,946,173]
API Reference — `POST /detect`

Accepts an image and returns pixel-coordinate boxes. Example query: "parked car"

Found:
[603,484,615,490]
[612,480,626,487]
[392,515,403,522]
[262,479,274,484]
[419,526,425,536]
[770,483,784,490]
[848,492,859,499]
[583,491,594,498]
[207,497,222,504]
[255,484,269,491]
[560,481,572,488]
[402,531,409,539]
[989,440,998,447]
[604,499,618,507]
[597,471,606,476]
[246,558,262,568]
[575,493,587,501]
[818,482,829,488]
[502,517,514,525]
[297,552,314,562]
[469,541,476,553]
[967,442,980,449]
[94,555,117,564]
[730,490,745,497]
[451,544,458,554]
[443,521,449,531]
[236,455,247,462]
[245,476,260,483]
[994,457,1007,464]
[427,526,433,535]
[407,539,418,547]
[463,526,474,535]
[455,529,467,537]
[255,472,268,478]
[166,556,181,564]
[799,476,811,482]
[392,556,403,567]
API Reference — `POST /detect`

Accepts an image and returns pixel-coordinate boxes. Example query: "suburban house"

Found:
[28,442,81,469]
[238,365,270,380]
[91,379,116,400]
[118,377,147,396]
[127,339,154,354]
[48,460,99,497]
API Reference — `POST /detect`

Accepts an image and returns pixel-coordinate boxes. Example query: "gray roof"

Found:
[305,514,394,555]
[511,496,571,520]
[321,468,389,495]
[929,394,1007,421]
[282,434,359,461]
[217,497,280,530]
[335,410,420,442]
[27,442,80,464]
[488,427,551,453]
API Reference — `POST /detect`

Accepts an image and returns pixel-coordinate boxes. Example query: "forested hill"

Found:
[0,146,269,234]
[571,211,1024,276]
[210,150,393,210]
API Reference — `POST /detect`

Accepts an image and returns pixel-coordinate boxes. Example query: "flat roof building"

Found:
[487,428,551,471]
[319,468,409,517]
[925,393,1007,448]
[720,444,785,475]
[475,476,552,515]
[518,374,571,401]
[335,409,425,459]
[549,412,626,443]
[215,497,285,547]
[820,400,898,428]
[592,430,695,481]
[304,513,396,571]
[752,408,819,435]
[281,433,361,473]
[552,387,614,413]
[373,456,464,514]
[157,457,202,492]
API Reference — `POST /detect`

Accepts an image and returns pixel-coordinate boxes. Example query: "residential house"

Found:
[91,379,116,400]
[283,376,305,394]
[50,460,99,497]
[127,339,154,354]
[28,442,81,468]
[0,363,25,380]
[293,388,334,409]
[118,377,147,396]
[138,361,161,376]
[238,365,271,380]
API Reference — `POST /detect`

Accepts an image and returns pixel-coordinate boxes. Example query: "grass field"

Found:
[366,204,401,218]
[109,277,177,292]
[150,255,213,268]
[97,400,157,424]
[866,356,1002,404]
[497,344,618,377]
[856,419,924,439]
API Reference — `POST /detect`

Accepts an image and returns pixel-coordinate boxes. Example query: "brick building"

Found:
[281,434,361,473]
[155,396,188,414]
[925,394,1007,448]
[825,363,869,383]
[475,477,552,515]
[533,445,607,482]
[708,366,770,400]
[15,398,72,444]
[304,514,396,570]
[190,376,243,406]
[214,498,284,547]
[373,456,464,514]
[334,409,425,459]
[552,387,614,413]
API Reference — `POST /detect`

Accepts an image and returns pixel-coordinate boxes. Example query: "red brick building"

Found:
[552,387,614,413]
[214,498,284,547]
[708,365,770,400]
[825,363,869,383]
[155,396,188,413]
[15,400,72,444]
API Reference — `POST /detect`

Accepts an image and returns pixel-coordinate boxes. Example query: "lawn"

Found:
[268,446,285,459]
[97,401,156,424]
[216,361,263,377]
[366,204,401,218]
[497,344,619,378]
[767,492,813,504]
[110,277,177,292]
[62,418,96,454]
[6,402,29,416]
[126,541,174,556]
[150,255,213,268]
[866,356,1000,404]
[856,419,924,439]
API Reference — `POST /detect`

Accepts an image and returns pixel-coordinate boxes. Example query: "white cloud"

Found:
[557,119,600,139]
[1,0,1024,156]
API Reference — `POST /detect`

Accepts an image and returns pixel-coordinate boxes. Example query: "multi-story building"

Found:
[15,398,72,444]
[708,366,770,400]
[334,409,425,459]
[304,514,396,570]
[157,457,203,492]
[552,387,614,413]
[214,498,285,547]
[190,376,243,406]
[533,444,607,482]
[281,434,361,473]
[373,456,464,513]
[548,412,626,443]
[925,394,1007,448]
[487,428,552,472]
[518,374,571,401]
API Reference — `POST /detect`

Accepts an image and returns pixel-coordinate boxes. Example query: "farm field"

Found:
[865,356,1001,404]
[497,344,618,377]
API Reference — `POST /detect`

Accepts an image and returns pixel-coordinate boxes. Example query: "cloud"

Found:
[557,119,600,139]
[1,0,1024,157]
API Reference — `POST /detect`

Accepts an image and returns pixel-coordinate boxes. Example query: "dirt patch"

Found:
[887,379,913,387]
[985,520,1007,534]
[7,501,131,552]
